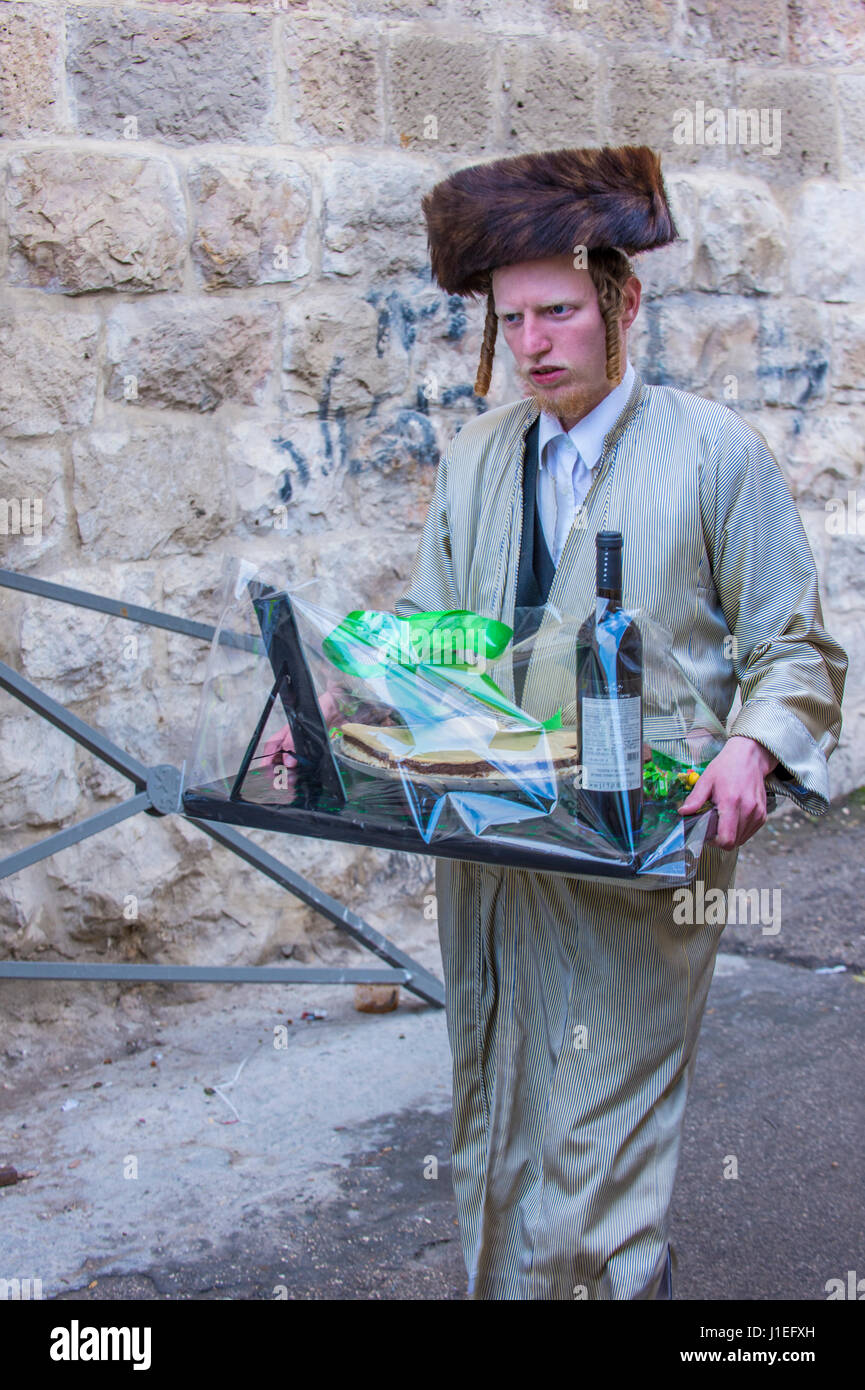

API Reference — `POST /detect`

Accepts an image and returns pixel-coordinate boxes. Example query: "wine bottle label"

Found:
[581,695,642,790]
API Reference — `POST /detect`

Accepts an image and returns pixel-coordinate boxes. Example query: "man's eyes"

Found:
[502,305,573,324]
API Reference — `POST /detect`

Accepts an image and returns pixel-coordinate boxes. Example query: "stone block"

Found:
[820,534,865,616]
[281,14,384,143]
[6,150,186,293]
[829,305,865,403]
[0,714,80,830]
[681,0,788,63]
[0,440,68,572]
[443,0,677,46]
[224,416,326,541]
[71,425,232,561]
[789,0,865,66]
[569,0,677,45]
[634,174,698,299]
[18,561,159,706]
[0,307,98,436]
[500,40,600,148]
[639,292,760,406]
[837,77,865,178]
[387,32,495,153]
[66,5,275,144]
[607,56,733,170]
[789,181,865,302]
[400,281,493,422]
[357,0,444,14]
[321,154,432,278]
[188,155,312,290]
[749,405,865,506]
[756,299,831,408]
[0,2,66,137]
[340,407,442,530]
[283,286,410,415]
[105,300,279,413]
[732,70,838,180]
[693,176,787,295]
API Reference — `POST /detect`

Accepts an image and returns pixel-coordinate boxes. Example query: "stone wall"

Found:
[0,0,862,983]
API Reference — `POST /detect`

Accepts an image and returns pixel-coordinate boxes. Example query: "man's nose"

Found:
[521,315,552,357]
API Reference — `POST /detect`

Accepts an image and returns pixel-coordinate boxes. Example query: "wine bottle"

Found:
[575,531,643,852]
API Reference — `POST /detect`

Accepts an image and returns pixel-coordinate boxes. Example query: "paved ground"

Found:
[720,785,865,972]
[1,792,863,1301]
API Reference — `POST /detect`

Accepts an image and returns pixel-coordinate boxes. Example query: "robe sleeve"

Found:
[393,437,462,619]
[701,411,848,816]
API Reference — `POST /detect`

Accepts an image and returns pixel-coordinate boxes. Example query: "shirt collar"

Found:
[537,358,635,472]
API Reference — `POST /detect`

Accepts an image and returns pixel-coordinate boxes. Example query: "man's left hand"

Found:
[676,736,779,851]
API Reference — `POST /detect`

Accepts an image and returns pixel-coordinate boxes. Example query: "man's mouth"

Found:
[530,366,566,382]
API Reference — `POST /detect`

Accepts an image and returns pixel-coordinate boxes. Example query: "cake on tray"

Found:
[335,721,579,780]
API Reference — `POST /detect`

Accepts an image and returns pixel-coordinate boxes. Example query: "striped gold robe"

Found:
[394,369,848,1299]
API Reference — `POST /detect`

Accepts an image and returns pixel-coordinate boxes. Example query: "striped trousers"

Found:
[434,838,738,1300]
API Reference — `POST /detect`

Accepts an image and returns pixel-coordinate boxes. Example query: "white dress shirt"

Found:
[536,358,635,565]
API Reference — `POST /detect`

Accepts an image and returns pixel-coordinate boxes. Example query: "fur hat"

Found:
[420,144,678,393]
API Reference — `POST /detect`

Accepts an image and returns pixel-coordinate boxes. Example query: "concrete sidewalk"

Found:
[1,942,862,1301]
[673,951,865,1301]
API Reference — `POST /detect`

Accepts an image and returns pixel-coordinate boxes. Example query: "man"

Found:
[387,145,847,1299]
[264,145,847,1299]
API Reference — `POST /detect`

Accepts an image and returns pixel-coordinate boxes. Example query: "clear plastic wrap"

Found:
[181,556,726,889]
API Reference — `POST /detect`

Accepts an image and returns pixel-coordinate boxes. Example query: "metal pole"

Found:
[0,570,444,1009]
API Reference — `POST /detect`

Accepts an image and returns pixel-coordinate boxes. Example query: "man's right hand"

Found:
[260,687,342,769]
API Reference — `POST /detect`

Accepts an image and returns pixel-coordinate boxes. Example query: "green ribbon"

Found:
[322,608,563,731]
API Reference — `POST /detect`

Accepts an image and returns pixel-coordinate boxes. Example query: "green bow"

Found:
[322,608,563,731]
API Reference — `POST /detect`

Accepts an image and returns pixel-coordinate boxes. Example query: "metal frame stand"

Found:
[0,568,444,1007]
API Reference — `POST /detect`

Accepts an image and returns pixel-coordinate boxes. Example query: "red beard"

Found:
[519,368,617,425]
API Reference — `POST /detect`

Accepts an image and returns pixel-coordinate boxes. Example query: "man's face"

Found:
[492,254,640,430]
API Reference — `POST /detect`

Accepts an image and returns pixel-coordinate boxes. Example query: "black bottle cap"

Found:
[596,531,623,593]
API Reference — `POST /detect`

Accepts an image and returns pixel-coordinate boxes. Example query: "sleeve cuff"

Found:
[727,697,832,817]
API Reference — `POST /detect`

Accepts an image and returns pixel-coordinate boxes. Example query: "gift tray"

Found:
[180,572,721,890]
